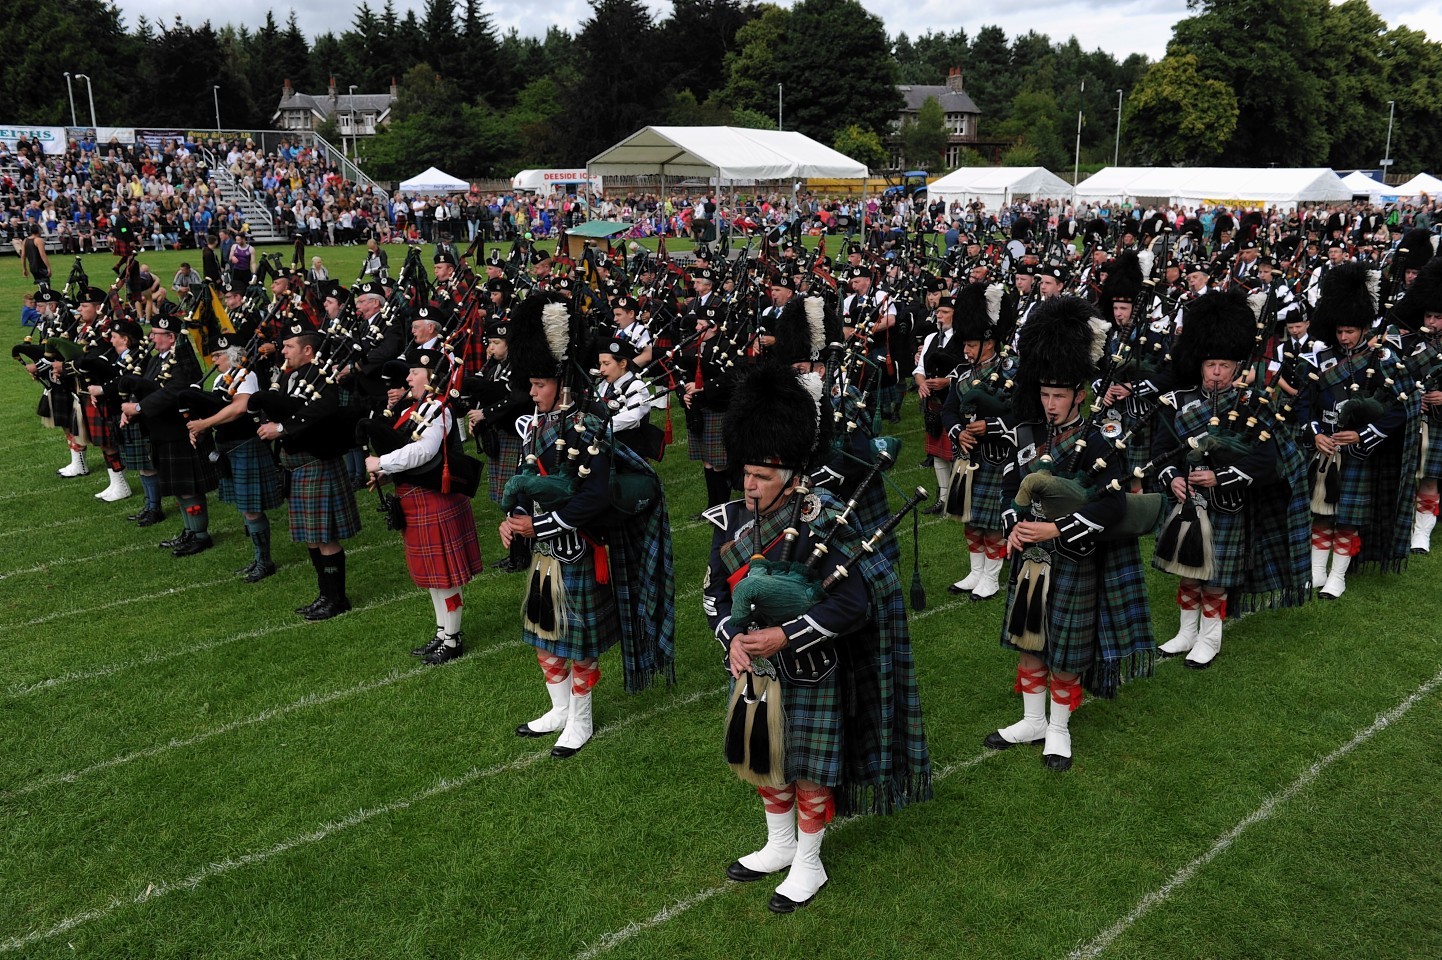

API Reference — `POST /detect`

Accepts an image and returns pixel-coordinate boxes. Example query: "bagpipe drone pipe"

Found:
[723,482,928,787]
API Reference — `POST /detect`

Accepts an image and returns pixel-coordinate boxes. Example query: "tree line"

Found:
[7,0,1438,179]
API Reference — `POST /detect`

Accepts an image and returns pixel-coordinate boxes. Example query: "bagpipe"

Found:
[1305,348,1413,517]
[723,483,928,787]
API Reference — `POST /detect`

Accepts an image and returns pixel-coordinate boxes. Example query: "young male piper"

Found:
[986,297,1156,771]
[704,361,930,912]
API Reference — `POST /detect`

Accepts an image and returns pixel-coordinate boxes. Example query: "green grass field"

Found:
[2,244,1440,959]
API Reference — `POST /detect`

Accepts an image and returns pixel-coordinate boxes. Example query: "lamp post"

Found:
[1381,99,1396,179]
[75,74,97,130]
[778,83,783,131]
[1073,80,1085,203]
[213,85,221,132]
[1114,89,1123,167]
[63,73,78,127]
[348,84,358,164]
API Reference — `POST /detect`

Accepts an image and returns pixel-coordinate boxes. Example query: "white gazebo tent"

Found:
[1395,173,1442,198]
[926,166,1072,210]
[1072,167,1352,211]
[398,166,470,194]
[587,126,868,182]
[1339,170,1394,200]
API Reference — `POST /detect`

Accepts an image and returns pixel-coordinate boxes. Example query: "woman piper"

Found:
[500,294,675,758]
[703,360,931,913]
[984,296,1156,772]
[365,346,484,665]
[182,335,286,582]
[1148,289,1312,669]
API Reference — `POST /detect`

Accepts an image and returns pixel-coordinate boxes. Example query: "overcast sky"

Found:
[113,0,1440,62]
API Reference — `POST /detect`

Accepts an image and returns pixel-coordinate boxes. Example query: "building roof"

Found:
[898,85,980,116]
[273,92,395,122]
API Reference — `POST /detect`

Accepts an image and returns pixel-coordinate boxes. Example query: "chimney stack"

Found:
[946,67,965,93]
[328,75,337,101]
[283,78,294,101]
[390,76,398,98]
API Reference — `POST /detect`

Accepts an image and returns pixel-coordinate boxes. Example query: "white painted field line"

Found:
[0,686,724,954]
[5,589,416,697]
[0,542,152,581]
[574,746,1000,960]
[4,640,527,800]
[1065,665,1442,960]
[3,544,381,629]
[0,516,89,539]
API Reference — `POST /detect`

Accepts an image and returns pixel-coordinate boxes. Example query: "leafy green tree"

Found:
[993,89,1068,169]
[1314,0,1390,169]
[1124,52,1238,163]
[657,0,756,103]
[567,0,666,160]
[900,95,950,170]
[722,4,790,116]
[1381,25,1442,172]
[893,29,970,84]
[779,0,900,143]
[833,124,888,171]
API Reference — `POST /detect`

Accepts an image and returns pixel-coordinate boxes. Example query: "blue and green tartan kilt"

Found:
[84,399,119,450]
[687,407,729,469]
[1000,550,1098,677]
[1121,418,1156,478]
[280,451,362,544]
[967,457,1008,531]
[1421,419,1442,480]
[1331,453,1378,531]
[488,431,523,505]
[396,483,483,589]
[117,421,152,471]
[877,382,901,415]
[217,437,285,513]
[522,544,623,662]
[153,437,219,498]
[779,669,844,787]
[1196,504,1248,589]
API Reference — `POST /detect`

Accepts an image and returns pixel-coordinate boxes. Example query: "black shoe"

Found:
[243,561,277,583]
[922,500,945,516]
[422,637,464,665]
[135,508,165,527]
[304,596,352,621]
[295,595,325,616]
[495,556,521,573]
[159,529,194,549]
[410,632,444,657]
[1042,752,1073,772]
[550,740,588,759]
[983,730,1045,750]
[726,860,783,883]
[236,560,260,576]
[768,882,827,914]
[172,534,214,557]
[127,507,151,522]
[919,456,933,468]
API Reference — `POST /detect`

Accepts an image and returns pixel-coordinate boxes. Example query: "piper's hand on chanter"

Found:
[1008,521,1060,551]
[1170,476,1190,501]
[1103,383,1131,407]
[363,455,382,476]
[728,635,751,678]
[187,418,210,444]
[1315,433,1338,457]
[739,626,787,660]
[1331,430,1360,447]
[466,408,484,428]
[257,422,283,441]
[1187,468,1217,488]
[1424,390,1442,409]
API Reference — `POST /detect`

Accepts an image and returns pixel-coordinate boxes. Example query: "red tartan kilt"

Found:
[397,483,483,588]
[85,399,120,450]
[923,431,953,459]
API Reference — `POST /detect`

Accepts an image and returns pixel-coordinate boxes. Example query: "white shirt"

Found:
[378,403,450,474]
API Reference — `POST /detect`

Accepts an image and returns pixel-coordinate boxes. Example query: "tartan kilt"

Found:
[726,668,844,787]
[967,456,1008,531]
[1421,419,1442,480]
[923,430,954,460]
[84,399,119,450]
[153,437,219,498]
[1196,503,1248,589]
[396,483,483,588]
[217,437,285,512]
[1000,550,1099,677]
[522,542,622,662]
[686,407,728,468]
[280,451,362,543]
[1331,452,1377,531]
[1121,417,1156,478]
[117,421,152,471]
[488,431,523,505]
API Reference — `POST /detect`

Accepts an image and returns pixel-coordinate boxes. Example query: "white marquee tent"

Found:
[398,166,470,194]
[926,166,1072,208]
[586,126,869,182]
[1072,167,1351,209]
[1395,173,1442,198]
[1339,170,1394,200]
